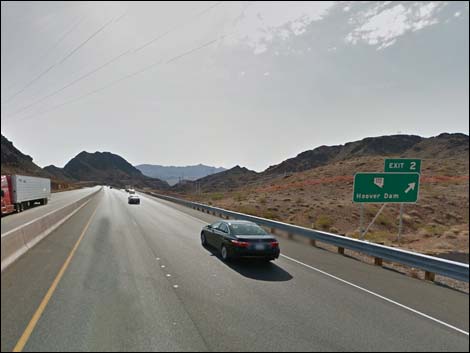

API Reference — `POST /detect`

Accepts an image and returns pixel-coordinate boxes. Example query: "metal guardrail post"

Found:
[425,271,436,282]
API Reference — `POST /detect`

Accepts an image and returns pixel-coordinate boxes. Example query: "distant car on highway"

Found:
[201,220,280,262]
[128,189,136,194]
[128,194,140,205]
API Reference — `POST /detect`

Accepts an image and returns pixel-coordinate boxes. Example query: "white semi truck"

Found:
[1,175,51,215]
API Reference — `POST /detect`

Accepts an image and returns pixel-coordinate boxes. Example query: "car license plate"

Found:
[254,244,265,251]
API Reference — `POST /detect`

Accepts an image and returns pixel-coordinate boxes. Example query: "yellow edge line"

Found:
[13,205,99,352]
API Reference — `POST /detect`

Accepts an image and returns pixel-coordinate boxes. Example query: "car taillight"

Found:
[270,241,279,248]
[231,240,249,248]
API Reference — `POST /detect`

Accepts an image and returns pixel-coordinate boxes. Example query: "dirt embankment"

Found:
[174,156,469,261]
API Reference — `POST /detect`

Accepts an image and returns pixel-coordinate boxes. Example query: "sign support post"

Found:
[361,204,386,240]
[359,204,365,239]
[398,203,404,243]
[353,158,421,242]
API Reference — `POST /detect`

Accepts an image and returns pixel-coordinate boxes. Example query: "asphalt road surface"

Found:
[1,187,101,235]
[1,187,468,351]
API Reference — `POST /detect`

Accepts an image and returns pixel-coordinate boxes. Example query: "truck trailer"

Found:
[1,175,51,216]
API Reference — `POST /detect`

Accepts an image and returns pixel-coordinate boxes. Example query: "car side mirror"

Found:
[207,225,212,229]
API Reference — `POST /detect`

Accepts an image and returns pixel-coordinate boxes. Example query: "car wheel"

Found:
[220,245,230,262]
[201,232,208,247]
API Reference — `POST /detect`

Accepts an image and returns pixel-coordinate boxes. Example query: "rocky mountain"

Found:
[1,134,168,190]
[263,135,424,175]
[180,134,469,267]
[402,133,469,159]
[172,133,468,195]
[43,165,76,182]
[3,132,467,193]
[262,134,469,176]
[1,134,48,177]
[173,165,259,193]
[62,151,169,189]
[136,164,226,186]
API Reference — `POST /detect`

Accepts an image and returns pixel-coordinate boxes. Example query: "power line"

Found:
[5,48,133,117]
[6,34,229,124]
[166,36,224,64]
[2,11,125,104]
[2,2,221,118]
[1,15,86,101]
[133,2,222,53]
[5,2,248,124]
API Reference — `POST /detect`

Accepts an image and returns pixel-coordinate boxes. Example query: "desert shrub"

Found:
[366,231,392,244]
[210,193,224,201]
[315,215,333,230]
[237,205,258,216]
[377,214,393,227]
[422,224,447,236]
[262,210,280,220]
[234,192,247,202]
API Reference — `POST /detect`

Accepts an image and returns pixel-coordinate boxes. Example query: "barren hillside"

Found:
[168,135,469,261]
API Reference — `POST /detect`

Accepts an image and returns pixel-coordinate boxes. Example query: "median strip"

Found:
[1,188,102,272]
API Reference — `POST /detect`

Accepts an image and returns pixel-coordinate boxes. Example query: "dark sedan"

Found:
[128,195,140,204]
[201,220,280,262]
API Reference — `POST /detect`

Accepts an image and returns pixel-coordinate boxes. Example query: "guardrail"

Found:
[1,187,102,271]
[149,192,469,283]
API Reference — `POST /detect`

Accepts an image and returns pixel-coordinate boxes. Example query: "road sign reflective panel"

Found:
[353,173,420,203]
[384,159,421,173]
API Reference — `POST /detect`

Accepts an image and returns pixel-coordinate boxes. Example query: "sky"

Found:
[1,1,469,172]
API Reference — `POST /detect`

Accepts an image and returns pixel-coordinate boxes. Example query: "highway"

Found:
[1,187,468,352]
[1,187,101,235]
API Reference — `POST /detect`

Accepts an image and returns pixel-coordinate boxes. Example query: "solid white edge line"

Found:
[142,191,470,337]
[281,254,469,336]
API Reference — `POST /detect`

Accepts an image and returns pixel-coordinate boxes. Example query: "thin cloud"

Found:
[346,2,446,50]
[227,2,336,55]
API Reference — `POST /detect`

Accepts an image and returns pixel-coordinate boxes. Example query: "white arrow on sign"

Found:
[404,182,416,194]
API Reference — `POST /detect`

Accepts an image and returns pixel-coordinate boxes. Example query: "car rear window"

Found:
[229,224,267,236]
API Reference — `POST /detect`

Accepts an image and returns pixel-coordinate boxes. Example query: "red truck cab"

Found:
[1,175,15,216]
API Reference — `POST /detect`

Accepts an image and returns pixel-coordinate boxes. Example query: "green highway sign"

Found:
[384,158,421,173]
[353,173,420,203]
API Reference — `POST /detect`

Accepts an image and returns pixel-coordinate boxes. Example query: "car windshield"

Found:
[229,223,267,235]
